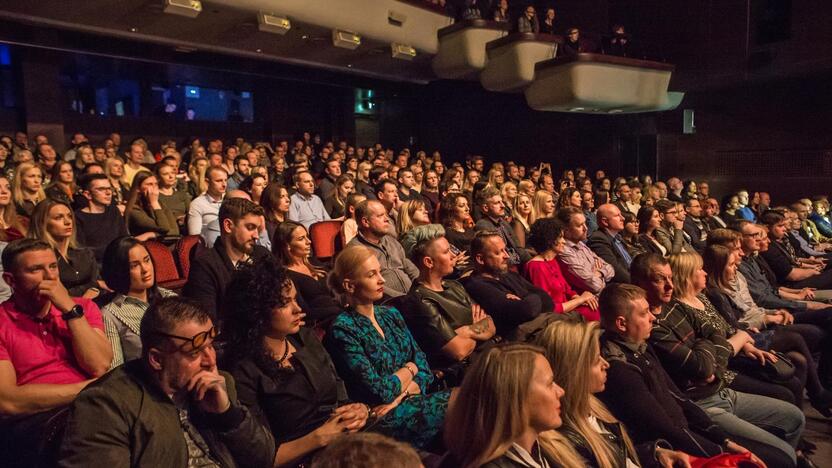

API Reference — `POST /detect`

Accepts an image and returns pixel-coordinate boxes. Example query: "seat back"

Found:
[309,220,344,260]
[144,240,182,284]
[175,235,206,280]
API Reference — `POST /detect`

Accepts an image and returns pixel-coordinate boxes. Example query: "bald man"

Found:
[587,204,632,284]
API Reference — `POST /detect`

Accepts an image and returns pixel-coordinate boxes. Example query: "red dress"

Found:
[523,257,600,321]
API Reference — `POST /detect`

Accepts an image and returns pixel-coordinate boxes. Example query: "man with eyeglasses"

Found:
[75,174,154,263]
[654,199,694,255]
[59,297,275,467]
[0,238,112,466]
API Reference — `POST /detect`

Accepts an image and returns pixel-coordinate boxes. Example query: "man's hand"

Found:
[725,441,767,468]
[506,293,521,301]
[187,366,230,414]
[38,279,76,313]
[655,448,691,468]
[800,288,816,300]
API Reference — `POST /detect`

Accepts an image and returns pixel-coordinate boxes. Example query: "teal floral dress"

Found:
[325,305,451,448]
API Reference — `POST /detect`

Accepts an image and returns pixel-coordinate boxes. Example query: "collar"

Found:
[204,192,224,204]
[3,300,61,323]
[112,294,149,307]
[564,238,585,248]
[293,191,314,201]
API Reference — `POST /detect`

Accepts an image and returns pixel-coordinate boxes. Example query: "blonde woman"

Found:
[103,157,129,210]
[511,192,533,248]
[501,181,518,210]
[355,161,374,199]
[396,198,431,240]
[518,179,536,199]
[187,156,209,199]
[12,162,45,217]
[531,190,555,224]
[485,167,505,190]
[0,175,26,240]
[444,343,583,468]
[537,320,690,467]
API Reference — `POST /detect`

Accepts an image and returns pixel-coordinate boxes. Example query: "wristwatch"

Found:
[62,304,85,322]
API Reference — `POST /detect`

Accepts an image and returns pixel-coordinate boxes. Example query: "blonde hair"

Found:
[518,179,536,197]
[444,343,583,468]
[12,162,46,207]
[668,251,703,298]
[27,198,78,252]
[536,321,640,468]
[512,193,532,232]
[486,168,503,189]
[501,181,517,205]
[531,190,554,224]
[328,245,374,304]
[357,161,373,183]
[188,156,209,195]
[0,175,25,238]
[396,198,428,237]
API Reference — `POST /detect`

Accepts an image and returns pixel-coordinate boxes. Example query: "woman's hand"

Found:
[725,441,767,468]
[405,380,422,396]
[764,314,785,326]
[654,447,691,468]
[331,404,368,433]
[312,413,352,447]
[742,343,777,365]
[580,291,599,310]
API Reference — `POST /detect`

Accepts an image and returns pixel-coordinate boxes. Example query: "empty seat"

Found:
[309,220,344,261]
[144,240,187,290]
[174,235,206,281]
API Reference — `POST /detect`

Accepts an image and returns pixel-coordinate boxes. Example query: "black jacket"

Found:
[183,241,272,319]
[682,217,708,253]
[587,229,631,284]
[463,272,553,338]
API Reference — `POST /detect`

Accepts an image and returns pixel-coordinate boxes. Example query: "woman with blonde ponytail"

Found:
[444,342,584,468]
[537,320,691,468]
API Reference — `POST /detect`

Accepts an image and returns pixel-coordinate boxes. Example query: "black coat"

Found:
[183,241,272,319]
[586,229,631,284]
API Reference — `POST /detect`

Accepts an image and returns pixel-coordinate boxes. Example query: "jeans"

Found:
[696,388,804,466]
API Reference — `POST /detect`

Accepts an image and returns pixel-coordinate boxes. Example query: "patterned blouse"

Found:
[103,288,177,368]
[325,305,450,448]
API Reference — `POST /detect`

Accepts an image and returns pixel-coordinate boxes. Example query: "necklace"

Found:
[275,339,290,365]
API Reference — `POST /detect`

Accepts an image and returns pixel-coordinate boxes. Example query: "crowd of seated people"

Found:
[1,129,831,467]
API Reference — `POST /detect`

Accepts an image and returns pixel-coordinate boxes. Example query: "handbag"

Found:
[689,452,764,468]
[730,350,796,383]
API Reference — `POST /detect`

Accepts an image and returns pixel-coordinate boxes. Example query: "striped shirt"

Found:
[103,289,176,368]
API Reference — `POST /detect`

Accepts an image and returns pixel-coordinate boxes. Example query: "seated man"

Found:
[682,198,709,252]
[58,297,275,467]
[403,225,497,376]
[375,179,400,237]
[784,208,831,259]
[704,197,729,230]
[346,200,418,298]
[555,207,614,294]
[598,283,754,461]
[474,187,530,266]
[187,166,227,248]
[316,157,341,200]
[74,174,132,263]
[759,210,832,290]
[289,170,330,230]
[633,253,806,468]
[225,155,251,192]
[587,203,632,284]
[184,198,272,319]
[654,199,695,255]
[463,230,556,341]
[0,239,112,465]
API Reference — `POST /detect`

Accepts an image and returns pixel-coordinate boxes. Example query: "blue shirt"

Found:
[288,192,330,230]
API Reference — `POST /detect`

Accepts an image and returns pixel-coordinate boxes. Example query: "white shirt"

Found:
[187,193,224,247]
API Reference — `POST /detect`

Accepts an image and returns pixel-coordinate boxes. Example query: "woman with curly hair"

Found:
[222,258,370,468]
[439,192,474,254]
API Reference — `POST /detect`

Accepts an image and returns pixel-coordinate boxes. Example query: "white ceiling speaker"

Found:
[164,0,202,18]
[258,12,291,35]
[391,43,416,60]
[332,29,361,50]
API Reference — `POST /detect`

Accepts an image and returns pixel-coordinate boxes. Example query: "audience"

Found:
[59,296,274,467]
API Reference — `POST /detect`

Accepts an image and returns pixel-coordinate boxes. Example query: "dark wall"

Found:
[655,72,832,203]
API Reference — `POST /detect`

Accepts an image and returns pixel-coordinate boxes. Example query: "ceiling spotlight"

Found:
[163,0,202,18]
[255,48,262,53]
[332,29,361,50]
[129,27,138,32]
[391,43,416,60]
[257,12,291,35]
[347,64,353,68]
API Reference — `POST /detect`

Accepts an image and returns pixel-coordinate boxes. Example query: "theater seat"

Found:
[309,220,344,262]
[144,240,187,290]
[174,235,206,280]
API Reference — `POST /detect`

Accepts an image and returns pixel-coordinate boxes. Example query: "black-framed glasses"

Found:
[152,326,218,353]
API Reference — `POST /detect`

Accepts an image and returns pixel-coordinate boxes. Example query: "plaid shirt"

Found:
[649,300,735,401]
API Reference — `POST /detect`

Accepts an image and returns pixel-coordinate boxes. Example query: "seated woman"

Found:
[0,175,27,240]
[557,187,582,211]
[272,221,341,326]
[500,181,517,210]
[12,162,45,217]
[444,343,583,468]
[439,193,474,255]
[637,206,668,256]
[669,251,804,405]
[324,245,451,449]
[156,162,191,231]
[239,173,268,206]
[45,161,77,207]
[187,156,209,199]
[28,199,100,298]
[104,157,130,213]
[101,236,176,368]
[397,198,431,256]
[537,320,690,467]
[620,211,647,258]
[511,192,533,249]
[532,190,556,222]
[125,171,179,239]
[404,226,497,378]
[262,182,291,242]
[323,174,354,219]
[703,244,832,414]
[222,258,369,468]
[341,192,366,246]
[525,218,599,322]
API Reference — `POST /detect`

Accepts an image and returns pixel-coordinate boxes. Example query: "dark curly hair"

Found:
[219,256,294,378]
[527,217,565,253]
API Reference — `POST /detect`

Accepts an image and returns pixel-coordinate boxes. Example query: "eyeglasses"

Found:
[152,326,218,353]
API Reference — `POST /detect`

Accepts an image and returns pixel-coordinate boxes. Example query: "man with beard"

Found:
[184,198,271,319]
